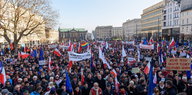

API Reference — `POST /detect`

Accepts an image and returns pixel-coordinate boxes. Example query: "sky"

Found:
[51,0,162,32]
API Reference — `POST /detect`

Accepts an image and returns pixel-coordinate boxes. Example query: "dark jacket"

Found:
[165,87,177,95]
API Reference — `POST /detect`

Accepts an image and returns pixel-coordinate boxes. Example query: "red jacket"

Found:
[89,87,102,95]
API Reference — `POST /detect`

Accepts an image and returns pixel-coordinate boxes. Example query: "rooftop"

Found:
[58,28,87,32]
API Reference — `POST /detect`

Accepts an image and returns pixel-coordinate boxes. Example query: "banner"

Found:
[128,57,136,63]
[139,44,154,50]
[39,60,47,65]
[125,41,135,45]
[131,67,140,73]
[128,49,134,51]
[166,58,191,71]
[59,45,69,49]
[68,51,91,61]
[48,44,58,48]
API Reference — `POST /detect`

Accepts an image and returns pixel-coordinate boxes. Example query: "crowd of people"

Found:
[0,40,192,95]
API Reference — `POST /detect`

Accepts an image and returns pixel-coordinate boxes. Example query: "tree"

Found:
[0,0,57,51]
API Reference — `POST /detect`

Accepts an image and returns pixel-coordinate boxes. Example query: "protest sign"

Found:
[166,58,191,71]
[68,51,92,61]
[131,67,140,73]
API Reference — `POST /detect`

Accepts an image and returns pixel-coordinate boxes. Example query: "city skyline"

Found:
[51,0,162,32]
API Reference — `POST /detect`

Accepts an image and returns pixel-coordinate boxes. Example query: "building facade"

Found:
[58,28,87,42]
[111,27,123,40]
[180,0,192,41]
[141,1,165,40]
[45,28,59,43]
[86,33,93,41]
[122,19,142,40]
[95,26,113,40]
[162,0,181,41]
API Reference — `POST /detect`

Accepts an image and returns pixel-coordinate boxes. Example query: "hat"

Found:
[1,89,9,95]
[18,78,22,81]
[129,81,134,85]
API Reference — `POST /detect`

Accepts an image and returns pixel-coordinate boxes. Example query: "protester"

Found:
[0,40,191,95]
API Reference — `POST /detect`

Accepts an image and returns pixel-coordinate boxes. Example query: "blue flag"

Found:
[66,71,73,93]
[31,49,37,58]
[39,48,44,60]
[143,39,148,45]
[148,62,156,95]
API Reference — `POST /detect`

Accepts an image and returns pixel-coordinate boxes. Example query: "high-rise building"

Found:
[162,0,181,41]
[122,19,142,40]
[141,1,165,40]
[111,27,123,40]
[95,26,113,40]
[180,0,192,41]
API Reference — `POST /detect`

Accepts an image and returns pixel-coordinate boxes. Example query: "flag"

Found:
[144,61,151,75]
[105,42,109,49]
[169,38,176,48]
[157,43,161,53]
[48,57,52,71]
[53,48,62,57]
[30,49,37,58]
[0,61,6,85]
[10,43,14,50]
[99,47,111,69]
[81,68,85,85]
[68,44,74,72]
[39,48,47,65]
[153,73,157,84]
[122,45,127,57]
[115,77,120,93]
[39,48,44,60]
[78,43,82,53]
[148,63,156,95]
[66,71,73,93]
[142,39,148,45]
[110,69,117,77]
[149,36,154,45]
[68,43,73,51]
[81,42,89,48]
[19,52,30,59]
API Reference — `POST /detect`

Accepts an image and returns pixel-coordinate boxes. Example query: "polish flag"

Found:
[48,57,52,71]
[149,36,154,45]
[68,43,74,51]
[68,43,74,72]
[115,77,120,93]
[53,49,62,57]
[78,43,82,53]
[169,38,176,48]
[110,69,117,77]
[19,52,30,59]
[153,73,157,84]
[0,62,6,85]
[157,43,161,53]
[144,62,151,74]
[81,69,85,85]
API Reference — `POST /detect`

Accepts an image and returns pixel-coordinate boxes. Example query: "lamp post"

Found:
[157,17,160,41]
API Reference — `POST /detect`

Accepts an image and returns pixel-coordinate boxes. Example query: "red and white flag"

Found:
[53,49,62,57]
[110,69,117,77]
[169,38,176,48]
[81,68,85,85]
[0,63,6,85]
[48,57,52,71]
[115,77,120,93]
[68,43,74,72]
[78,43,82,53]
[153,73,157,84]
[19,52,30,59]
[149,36,154,45]
[144,61,151,74]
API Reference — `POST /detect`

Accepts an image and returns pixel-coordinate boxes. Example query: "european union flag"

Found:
[31,49,37,58]
[66,71,73,93]
[148,62,156,95]
[39,48,44,60]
